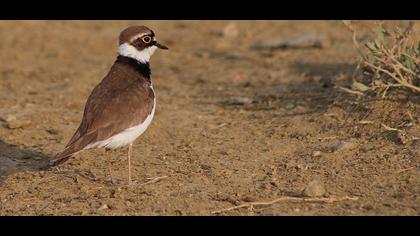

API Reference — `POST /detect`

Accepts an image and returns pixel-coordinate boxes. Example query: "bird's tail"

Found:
[50,145,81,166]
[51,124,96,166]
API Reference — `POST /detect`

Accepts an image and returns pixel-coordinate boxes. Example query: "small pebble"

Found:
[7,119,32,129]
[3,114,17,123]
[285,102,295,110]
[312,151,322,157]
[303,180,326,197]
[81,210,90,215]
[97,204,109,211]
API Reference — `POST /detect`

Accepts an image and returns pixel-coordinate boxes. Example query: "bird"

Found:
[51,25,168,185]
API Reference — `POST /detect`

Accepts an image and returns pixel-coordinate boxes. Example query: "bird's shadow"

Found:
[0,139,50,184]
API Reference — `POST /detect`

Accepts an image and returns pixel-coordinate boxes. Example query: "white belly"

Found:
[84,94,156,150]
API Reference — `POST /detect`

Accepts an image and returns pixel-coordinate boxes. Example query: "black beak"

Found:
[155,42,169,50]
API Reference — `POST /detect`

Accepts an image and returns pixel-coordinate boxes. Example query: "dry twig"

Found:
[358,120,374,125]
[381,123,401,132]
[211,196,359,214]
[396,167,415,174]
[337,86,364,96]
[139,175,168,186]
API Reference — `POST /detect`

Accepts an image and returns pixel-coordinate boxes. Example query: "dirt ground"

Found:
[0,20,419,215]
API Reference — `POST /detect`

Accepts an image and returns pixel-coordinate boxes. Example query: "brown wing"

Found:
[51,62,154,165]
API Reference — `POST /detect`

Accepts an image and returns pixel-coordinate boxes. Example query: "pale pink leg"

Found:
[128,143,133,185]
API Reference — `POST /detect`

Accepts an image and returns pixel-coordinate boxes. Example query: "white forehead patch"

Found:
[118,43,158,63]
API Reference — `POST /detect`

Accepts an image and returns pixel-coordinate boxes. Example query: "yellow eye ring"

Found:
[142,36,152,44]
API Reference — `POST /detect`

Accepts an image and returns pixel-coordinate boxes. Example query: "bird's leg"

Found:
[128,143,133,186]
[105,148,117,185]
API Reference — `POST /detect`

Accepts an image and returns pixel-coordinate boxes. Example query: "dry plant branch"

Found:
[358,120,374,125]
[343,21,366,61]
[396,167,414,174]
[343,20,420,95]
[381,123,401,132]
[337,86,364,96]
[139,175,168,187]
[211,196,359,214]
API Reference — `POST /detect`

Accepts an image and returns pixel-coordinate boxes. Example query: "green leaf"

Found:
[373,26,385,42]
[352,82,370,92]
[417,40,420,53]
[373,26,385,34]
[403,56,416,71]
[372,51,384,57]
[373,80,384,86]
[366,54,375,62]
[378,34,384,43]
[366,42,376,51]
[374,39,383,49]
[366,54,376,62]
[414,45,419,55]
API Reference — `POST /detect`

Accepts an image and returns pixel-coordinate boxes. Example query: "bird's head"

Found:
[118,26,168,64]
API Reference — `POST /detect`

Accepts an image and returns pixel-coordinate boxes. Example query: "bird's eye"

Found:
[141,36,152,44]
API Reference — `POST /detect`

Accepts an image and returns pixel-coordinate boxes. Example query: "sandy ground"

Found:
[0,20,419,215]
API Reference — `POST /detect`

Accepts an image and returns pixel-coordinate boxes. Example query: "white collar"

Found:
[118,43,158,64]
